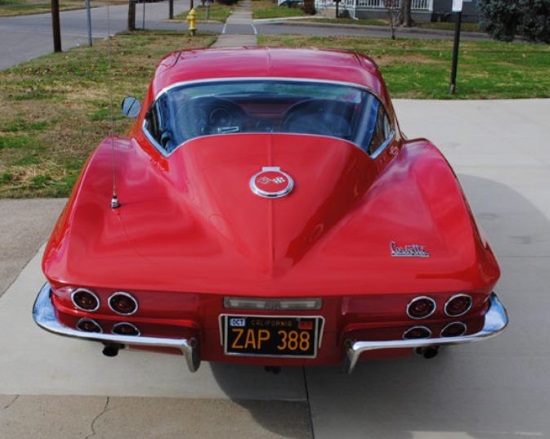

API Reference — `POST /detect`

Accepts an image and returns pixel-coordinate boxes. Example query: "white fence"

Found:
[317,0,432,11]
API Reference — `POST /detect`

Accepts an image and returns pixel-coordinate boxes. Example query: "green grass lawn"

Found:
[297,16,482,32]
[0,28,548,198]
[174,1,235,23]
[0,31,216,198]
[258,35,550,99]
[252,0,306,19]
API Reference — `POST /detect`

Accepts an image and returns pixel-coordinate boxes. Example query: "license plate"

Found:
[222,315,323,358]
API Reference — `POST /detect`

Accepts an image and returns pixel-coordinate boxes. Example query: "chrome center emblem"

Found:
[250,167,294,198]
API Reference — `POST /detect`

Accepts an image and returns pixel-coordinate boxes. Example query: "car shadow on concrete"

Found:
[210,174,548,439]
[210,362,312,439]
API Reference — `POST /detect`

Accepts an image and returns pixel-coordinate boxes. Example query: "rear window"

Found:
[144,79,394,156]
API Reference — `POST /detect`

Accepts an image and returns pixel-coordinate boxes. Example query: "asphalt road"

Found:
[0,1,490,70]
[0,2,190,69]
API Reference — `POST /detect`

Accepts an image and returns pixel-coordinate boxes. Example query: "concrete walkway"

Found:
[212,0,257,47]
[0,199,66,299]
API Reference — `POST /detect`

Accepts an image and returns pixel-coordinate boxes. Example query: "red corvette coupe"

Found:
[33,47,508,373]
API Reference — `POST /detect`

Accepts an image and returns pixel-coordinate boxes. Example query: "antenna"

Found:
[106,0,121,209]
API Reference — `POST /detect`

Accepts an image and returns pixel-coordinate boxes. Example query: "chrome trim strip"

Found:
[345,292,508,374]
[317,316,326,349]
[154,77,381,103]
[370,130,396,160]
[142,121,170,158]
[33,283,200,373]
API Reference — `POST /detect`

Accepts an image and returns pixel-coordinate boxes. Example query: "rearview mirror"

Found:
[121,96,141,118]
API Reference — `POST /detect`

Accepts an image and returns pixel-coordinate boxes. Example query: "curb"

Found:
[254,18,491,40]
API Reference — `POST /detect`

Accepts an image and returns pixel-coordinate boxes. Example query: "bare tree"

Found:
[384,0,399,39]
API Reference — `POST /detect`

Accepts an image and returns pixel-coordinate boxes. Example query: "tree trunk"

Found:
[398,0,414,27]
[303,0,316,15]
[128,0,136,31]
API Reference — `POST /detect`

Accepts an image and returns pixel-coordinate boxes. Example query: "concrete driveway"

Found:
[1,98,549,438]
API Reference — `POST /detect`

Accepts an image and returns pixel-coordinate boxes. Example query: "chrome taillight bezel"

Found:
[441,321,467,338]
[76,318,103,333]
[406,296,436,320]
[108,292,139,316]
[403,325,432,340]
[112,322,141,336]
[71,288,100,312]
[444,294,473,317]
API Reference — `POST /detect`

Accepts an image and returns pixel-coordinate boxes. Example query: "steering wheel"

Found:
[176,97,247,141]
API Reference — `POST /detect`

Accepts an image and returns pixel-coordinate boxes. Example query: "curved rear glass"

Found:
[144,79,393,156]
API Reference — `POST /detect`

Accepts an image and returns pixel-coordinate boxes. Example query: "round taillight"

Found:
[441,322,467,337]
[112,322,140,336]
[76,318,102,333]
[403,326,432,340]
[407,296,436,319]
[445,294,473,317]
[108,292,138,316]
[72,289,100,312]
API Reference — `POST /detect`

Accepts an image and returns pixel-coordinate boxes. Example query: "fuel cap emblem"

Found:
[250,167,294,198]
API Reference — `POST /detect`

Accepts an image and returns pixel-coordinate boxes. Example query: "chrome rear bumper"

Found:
[34,283,507,374]
[32,283,201,372]
[344,292,508,374]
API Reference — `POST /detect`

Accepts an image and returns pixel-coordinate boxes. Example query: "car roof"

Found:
[150,46,389,103]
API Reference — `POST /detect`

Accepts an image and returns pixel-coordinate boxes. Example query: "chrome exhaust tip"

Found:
[415,345,439,359]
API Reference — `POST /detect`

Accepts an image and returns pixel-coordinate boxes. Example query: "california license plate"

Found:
[222,315,323,358]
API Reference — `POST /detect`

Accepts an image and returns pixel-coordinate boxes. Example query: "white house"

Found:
[314,0,480,23]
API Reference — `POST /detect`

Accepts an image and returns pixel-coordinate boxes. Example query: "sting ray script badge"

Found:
[250,167,294,198]
[390,241,430,258]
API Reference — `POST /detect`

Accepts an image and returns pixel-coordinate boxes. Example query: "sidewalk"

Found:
[212,0,257,47]
[0,199,66,298]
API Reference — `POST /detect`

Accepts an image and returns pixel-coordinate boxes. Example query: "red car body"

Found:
[33,47,507,373]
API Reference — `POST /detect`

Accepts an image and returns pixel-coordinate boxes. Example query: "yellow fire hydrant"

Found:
[186,8,197,36]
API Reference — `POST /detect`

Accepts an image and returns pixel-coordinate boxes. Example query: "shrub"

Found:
[478,0,521,41]
[520,0,550,43]
[479,0,550,42]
